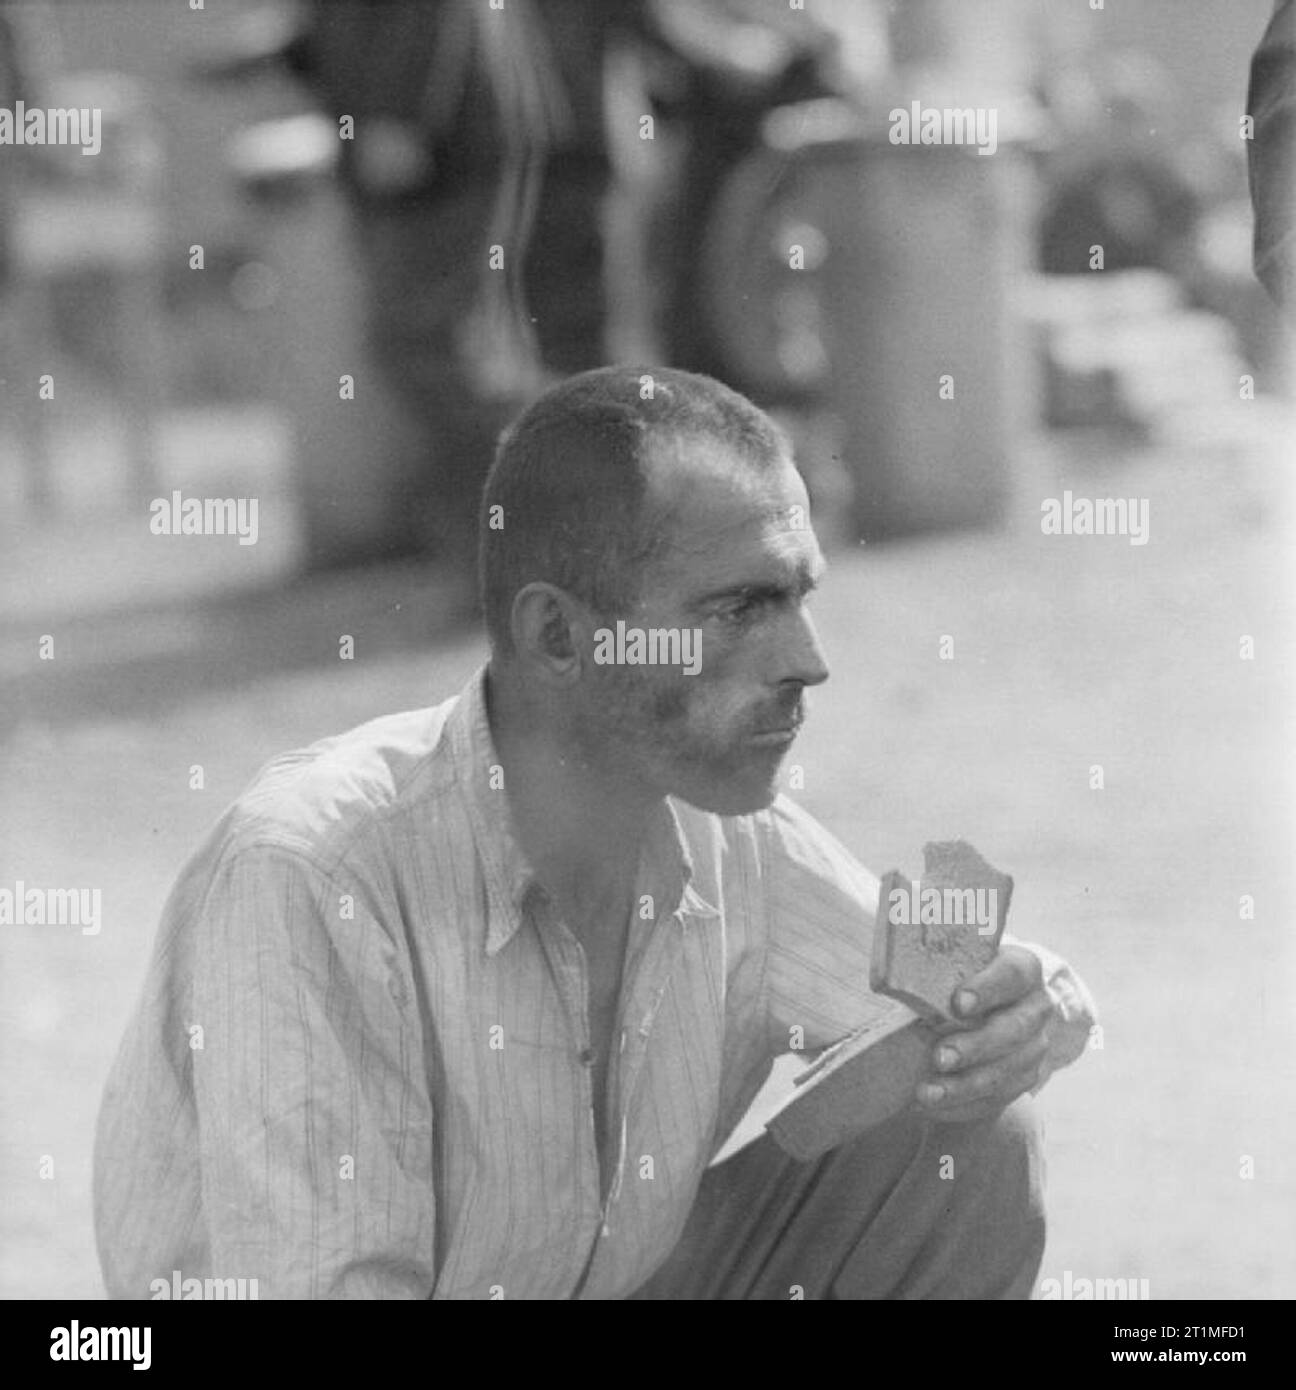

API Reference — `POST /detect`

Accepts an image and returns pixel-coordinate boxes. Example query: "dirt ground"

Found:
[1,426,1292,1300]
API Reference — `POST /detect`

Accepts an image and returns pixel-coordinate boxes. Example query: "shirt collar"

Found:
[449,664,720,956]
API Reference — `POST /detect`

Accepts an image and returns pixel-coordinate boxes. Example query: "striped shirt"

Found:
[93,664,1096,1300]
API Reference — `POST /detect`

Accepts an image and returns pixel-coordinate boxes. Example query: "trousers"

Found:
[629,1097,1045,1300]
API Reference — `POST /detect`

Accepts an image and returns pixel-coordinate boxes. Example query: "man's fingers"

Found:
[933,988,1054,1072]
[918,1032,1048,1112]
[951,944,1043,1019]
[913,944,1056,1121]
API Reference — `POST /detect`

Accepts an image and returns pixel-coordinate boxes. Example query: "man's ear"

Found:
[509,582,591,680]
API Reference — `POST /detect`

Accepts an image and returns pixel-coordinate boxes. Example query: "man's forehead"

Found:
[639,447,823,599]
[644,441,810,541]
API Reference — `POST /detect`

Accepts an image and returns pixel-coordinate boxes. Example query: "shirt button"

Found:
[578,1047,595,1066]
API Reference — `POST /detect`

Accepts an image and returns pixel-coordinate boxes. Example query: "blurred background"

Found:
[0,0,1293,1299]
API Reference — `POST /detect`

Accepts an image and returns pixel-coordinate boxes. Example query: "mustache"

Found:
[749,699,806,736]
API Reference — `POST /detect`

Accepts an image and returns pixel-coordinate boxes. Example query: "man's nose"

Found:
[776,605,830,689]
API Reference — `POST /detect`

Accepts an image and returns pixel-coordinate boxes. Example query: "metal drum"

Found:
[698,99,1034,541]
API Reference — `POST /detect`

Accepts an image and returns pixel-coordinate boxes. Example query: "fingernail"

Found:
[936,1045,959,1071]
[918,1083,945,1104]
[956,989,977,1015]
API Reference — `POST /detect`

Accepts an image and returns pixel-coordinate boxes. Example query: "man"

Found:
[95,366,1096,1300]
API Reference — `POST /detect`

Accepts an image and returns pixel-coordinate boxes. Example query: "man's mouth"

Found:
[748,722,802,747]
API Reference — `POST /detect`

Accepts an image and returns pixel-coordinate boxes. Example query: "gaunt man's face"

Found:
[569,440,830,816]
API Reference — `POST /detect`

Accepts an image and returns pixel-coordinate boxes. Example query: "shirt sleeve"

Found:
[1003,932,1100,1089]
[758,794,904,1054]
[191,842,437,1298]
[759,795,1098,1079]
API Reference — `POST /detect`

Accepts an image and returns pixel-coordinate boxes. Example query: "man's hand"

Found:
[914,945,1056,1123]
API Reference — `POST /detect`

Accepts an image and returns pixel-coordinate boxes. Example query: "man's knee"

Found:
[968,1095,1044,1187]
[935,1096,1045,1229]
[829,1096,1046,1298]
[635,1098,1047,1298]
[932,1096,1046,1295]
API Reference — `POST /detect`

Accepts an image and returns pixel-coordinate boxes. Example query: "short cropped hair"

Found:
[478,365,789,656]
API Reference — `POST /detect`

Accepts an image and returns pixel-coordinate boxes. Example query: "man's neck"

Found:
[485,665,655,930]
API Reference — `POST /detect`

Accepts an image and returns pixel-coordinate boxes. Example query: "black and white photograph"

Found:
[0,0,1292,1342]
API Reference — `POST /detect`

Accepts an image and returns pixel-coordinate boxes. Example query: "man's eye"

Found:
[717,596,760,624]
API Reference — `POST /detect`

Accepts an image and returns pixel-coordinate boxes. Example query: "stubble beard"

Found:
[570,668,783,817]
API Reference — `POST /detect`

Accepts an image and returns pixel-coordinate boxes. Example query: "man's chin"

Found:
[669,765,782,817]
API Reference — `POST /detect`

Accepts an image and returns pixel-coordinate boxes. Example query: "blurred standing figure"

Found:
[1248,0,1296,311]
[1036,51,1203,278]
[289,0,645,574]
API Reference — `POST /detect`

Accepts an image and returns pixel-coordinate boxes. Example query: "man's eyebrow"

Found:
[691,556,827,607]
